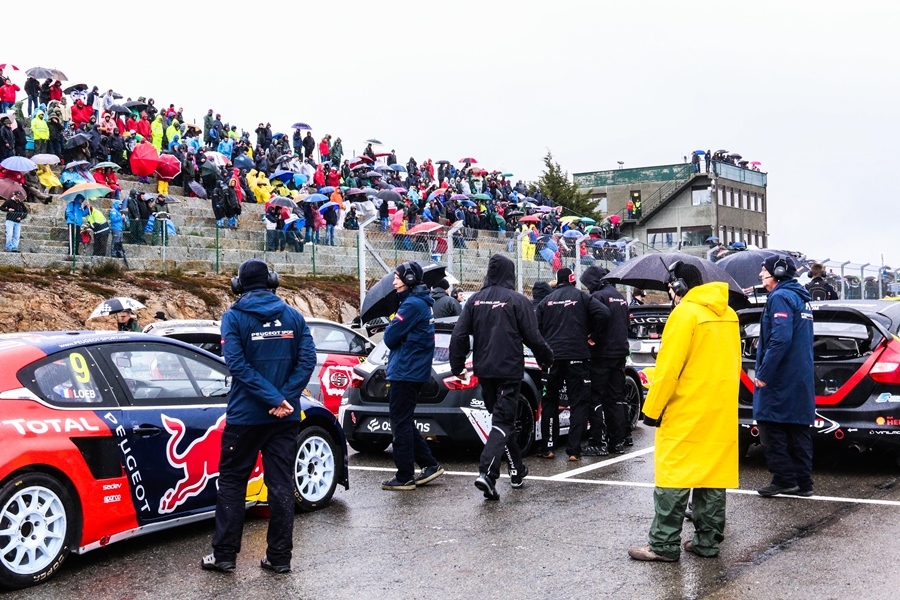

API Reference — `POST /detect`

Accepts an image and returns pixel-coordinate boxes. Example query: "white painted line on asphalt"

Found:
[548,447,655,480]
[349,465,900,507]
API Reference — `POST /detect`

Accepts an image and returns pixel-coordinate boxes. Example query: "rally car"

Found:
[0,331,349,590]
[628,303,671,378]
[145,317,375,415]
[340,317,644,454]
[738,301,900,460]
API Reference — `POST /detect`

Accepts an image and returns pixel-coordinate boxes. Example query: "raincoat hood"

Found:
[532,281,553,305]
[682,281,730,316]
[481,254,515,290]
[230,289,283,321]
[580,266,610,293]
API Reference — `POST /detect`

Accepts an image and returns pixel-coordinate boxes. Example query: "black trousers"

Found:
[758,421,814,491]
[479,378,525,480]
[541,359,590,457]
[587,356,627,447]
[388,380,438,482]
[212,421,298,566]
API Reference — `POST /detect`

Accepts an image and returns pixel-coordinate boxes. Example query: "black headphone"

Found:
[772,257,788,280]
[667,260,689,298]
[230,264,279,295]
[398,262,419,288]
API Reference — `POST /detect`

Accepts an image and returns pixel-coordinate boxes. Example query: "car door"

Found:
[308,323,374,414]
[93,341,232,523]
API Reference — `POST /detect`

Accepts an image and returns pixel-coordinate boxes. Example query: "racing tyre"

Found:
[0,473,75,590]
[515,397,536,456]
[347,438,391,454]
[294,426,340,512]
[624,376,643,430]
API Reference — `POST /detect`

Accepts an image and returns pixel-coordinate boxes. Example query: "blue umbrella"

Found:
[269,169,294,182]
[233,155,254,170]
[319,201,339,214]
[318,186,336,195]
[293,173,308,186]
[562,230,582,238]
[427,190,445,201]
[321,160,332,166]
[0,156,37,172]
[272,132,286,139]
[705,236,719,243]
[365,171,381,179]
[461,200,476,207]
[539,248,556,264]
[389,164,407,172]
[694,150,706,155]
[292,122,312,130]
[303,193,329,203]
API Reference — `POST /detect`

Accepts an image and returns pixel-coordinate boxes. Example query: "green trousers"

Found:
[649,487,726,558]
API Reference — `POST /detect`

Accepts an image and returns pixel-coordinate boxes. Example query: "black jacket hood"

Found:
[581,266,610,293]
[482,254,515,290]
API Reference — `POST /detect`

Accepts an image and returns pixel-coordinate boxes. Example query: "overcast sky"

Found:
[5,1,898,271]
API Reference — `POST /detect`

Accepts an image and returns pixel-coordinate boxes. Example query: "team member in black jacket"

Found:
[536,268,609,461]
[581,266,631,456]
[450,255,553,500]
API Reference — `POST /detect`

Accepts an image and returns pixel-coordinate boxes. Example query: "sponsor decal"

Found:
[547,300,580,307]
[876,393,900,403]
[473,300,508,309]
[875,416,900,427]
[469,399,486,409]
[460,407,492,444]
[251,329,295,341]
[813,412,840,435]
[104,412,150,513]
[321,365,354,397]
[366,417,430,434]
[103,494,122,504]
[773,312,789,319]
[1,417,100,435]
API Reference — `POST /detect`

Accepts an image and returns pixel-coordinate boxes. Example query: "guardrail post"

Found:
[359,216,376,310]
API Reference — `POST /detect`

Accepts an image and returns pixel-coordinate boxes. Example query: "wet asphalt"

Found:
[10,426,900,600]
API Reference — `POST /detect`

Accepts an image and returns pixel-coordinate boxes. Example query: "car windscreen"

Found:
[366,332,454,366]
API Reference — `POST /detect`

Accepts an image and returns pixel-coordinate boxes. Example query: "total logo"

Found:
[875,416,900,427]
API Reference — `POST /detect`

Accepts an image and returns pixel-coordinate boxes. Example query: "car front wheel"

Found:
[0,473,74,590]
[515,397,536,456]
[294,426,339,512]
[624,375,643,430]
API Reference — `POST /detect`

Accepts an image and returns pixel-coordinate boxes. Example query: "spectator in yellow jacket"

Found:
[150,115,164,151]
[31,110,50,154]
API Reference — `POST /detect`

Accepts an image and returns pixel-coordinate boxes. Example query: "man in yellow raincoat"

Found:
[628,262,740,562]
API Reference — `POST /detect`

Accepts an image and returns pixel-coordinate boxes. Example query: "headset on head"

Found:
[230,263,279,295]
[667,259,689,298]
[398,261,420,288]
[771,257,788,280]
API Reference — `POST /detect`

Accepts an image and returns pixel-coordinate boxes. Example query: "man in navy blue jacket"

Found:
[754,256,815,498]
[381,261,445,491]
[203,259,316,575]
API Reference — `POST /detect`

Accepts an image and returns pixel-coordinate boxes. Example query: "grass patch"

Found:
[82,260,125,278]
[155,273,222,308]
[75,281,118,297]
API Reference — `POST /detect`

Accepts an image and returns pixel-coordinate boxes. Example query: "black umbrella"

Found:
[107,104,132,115]
[436,160,450,165]
[376,190,402,204]
[268,196,298,209]
[65,133,91,149]
[188,180,207,199]
[63,83,87,94]
[123,100,148,111]
[716,250,802,289]
[200,160,220,176]
[506,210,524,217]
[361,262,447,322]
[375,181,392,190]
[605,252,748,308]
[112,92,123,99]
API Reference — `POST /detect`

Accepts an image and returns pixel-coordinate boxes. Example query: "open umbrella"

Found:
[391,187,407,194]
[389,164,406,172]
[376,190,402,204]
[106,104,132,115]
[155,154,182,180]
[269,196,298,209]
[302,193,329,204]
[59,182,112,203]
[87,297,146,320]
[473,193,491,201]
[130,143,160,177]
[506,210,524,218]
[63,83,87,94]
[559,216,581,224]
[461,200,476,208]
[27,67,67,81]
[694,150,706,155]
[30,154,60,165]
[750,161,762,166]
[233,155,254,170]
[345,187,364,196]
[519,215,540,224]
[436,160,451,166]
[0,179,26,200]
[318,186,336,195]
[705,236,720,243]
[123,100,148,111]
[562,230,582,238]
[374,164,393,172]
[0,156,37,172]
[0,64,19,71]
[609,214,621,225]
[366,138,383,144]
[450,194,468,202]
[269,169,294,183]
[292,122,312,130]
[90,161,120,171]
[364,171,381,179]
[188,181,207,199]
[65,133,92,149]
[459,157,478,164]
[427,189,445,201]
[360,262,447,322]
[361,187,379,196]
[184,123,202,133]
[200,160,220,177]
[65,160,90,169]
[605,252,747,308]
[407,222,443,235]
[204,151,231,167]
[318,201,340,214]
[716,250,802,289]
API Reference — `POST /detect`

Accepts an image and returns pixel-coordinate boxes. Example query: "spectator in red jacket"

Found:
[71,99,93,129]
[125,113,138,133]
[0,78,20,113]
[50,81,63,102]
[134,113,151,140]
[313,163,325,188]
[325,167,341,187]
[319,135,330,163]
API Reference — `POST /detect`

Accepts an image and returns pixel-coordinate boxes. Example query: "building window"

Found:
[681,226,713,247]
[717,187,724,205]
[759,194,765,212]
[647,228,677,250]
[691,187,712,206]
[742,191,749,210]
[726,229,733,244]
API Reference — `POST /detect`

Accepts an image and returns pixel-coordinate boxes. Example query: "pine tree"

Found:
[535,151,600,219]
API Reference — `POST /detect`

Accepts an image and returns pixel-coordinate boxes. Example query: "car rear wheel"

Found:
[293,426,339,512]
[0,473,74,590]
[347,438,391,454]
[515,397,536,456]
[624,376,643,430]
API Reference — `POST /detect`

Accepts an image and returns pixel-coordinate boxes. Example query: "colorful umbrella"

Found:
[0,179,26,200]
[450,194,468,202]
[318,201,340,214]
[609,215,621,225]
[59,182,112,203]
[519,215,541,223]
[292,122,312,130]
[459,157,478,164]
[129,143,160,177]
[345,188,365,196]
[30,154,60,165]
[87,297,146,320]
[407,222,443,235]
[0,64,19,71]
[204,151,231,167]
[188,181,207,199]
[155,154,182,180]
[0,156,37,172]
[90,161,120,171]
